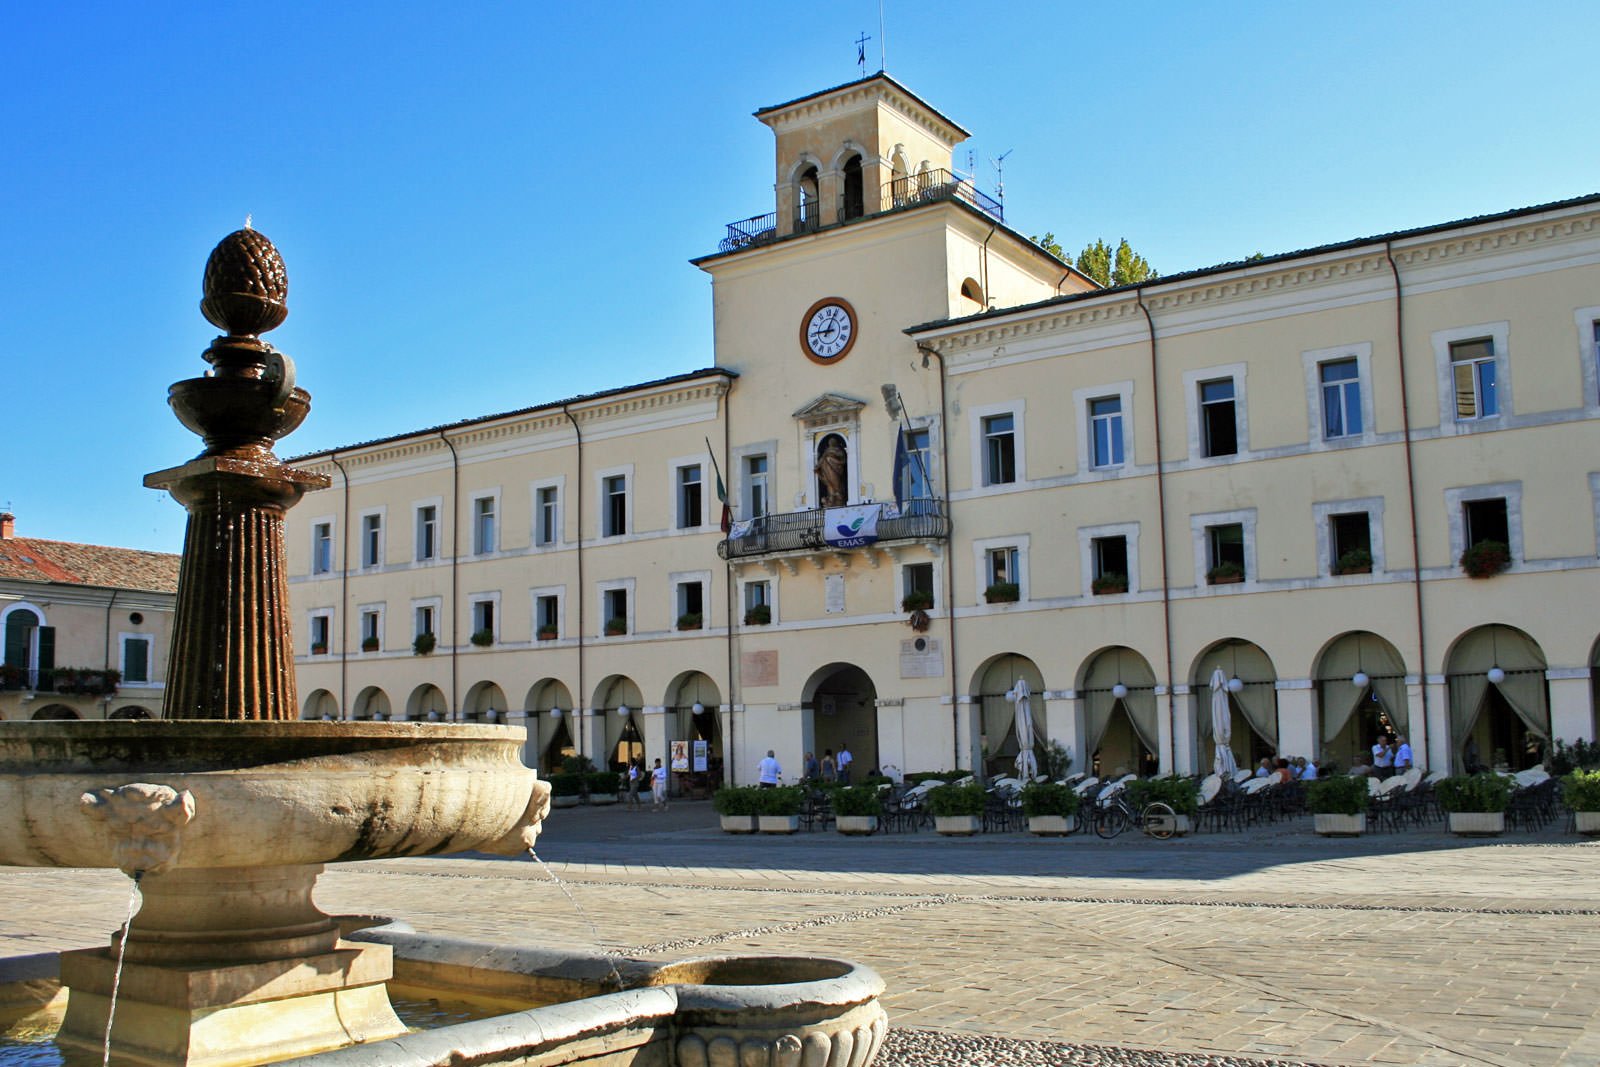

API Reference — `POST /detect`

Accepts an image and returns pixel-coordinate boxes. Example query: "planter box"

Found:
[934,815,981,836]
[1448,812,1505,836]
[757,815,800,834]
[1028,814,1077,836]
[551,795,582,809]
[1208,573,1244,586]
[1573,811,1600,835]
[835,815,878,835]
[719,815,756,834]
[588,794,618,806]
[1313,813,1366,836]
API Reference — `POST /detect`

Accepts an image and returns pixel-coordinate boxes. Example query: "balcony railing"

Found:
[0,667,52,692]
[719,211,779,253]
[718,500,948,561]
[884,169,1003,223]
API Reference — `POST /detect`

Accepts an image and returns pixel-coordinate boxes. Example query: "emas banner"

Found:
[824,504,880,548]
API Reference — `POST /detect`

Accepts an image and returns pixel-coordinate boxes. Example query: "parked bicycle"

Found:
[1092,790,1179,840]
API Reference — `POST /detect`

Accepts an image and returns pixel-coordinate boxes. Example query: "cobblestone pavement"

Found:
[3,804,1597,1066]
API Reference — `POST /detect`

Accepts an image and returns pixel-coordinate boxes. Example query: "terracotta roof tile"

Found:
[0,537,180,593]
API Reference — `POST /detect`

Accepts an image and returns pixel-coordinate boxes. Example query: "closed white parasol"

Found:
[1210,666,1238,777]
[1012,678,1038,780]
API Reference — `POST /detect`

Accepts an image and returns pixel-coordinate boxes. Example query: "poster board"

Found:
[692,739,709,773]
[670,739,690,772]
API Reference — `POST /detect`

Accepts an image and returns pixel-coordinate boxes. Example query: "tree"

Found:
[1031,234,1158,288]
[1030,232,1066,260]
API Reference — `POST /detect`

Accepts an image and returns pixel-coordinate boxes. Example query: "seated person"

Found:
[1272,757,1294,784]
[1296,756,1319,780]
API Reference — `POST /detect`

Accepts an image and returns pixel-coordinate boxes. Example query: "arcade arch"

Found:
[802,663,877,779]
[970,653,1045,778]
[31,704,78,720]
[1079,647,1159,779]
[1313,632,1408,772]
[594,675,644,772]
[405,684,447,722]
[353,686,392,721]
[525,679,575,773]
[110,706,153,720]
[1192,639,1278,771]
[1445,625,1548,772]
[462,681,508,723]
[665,671,722,781]
[301,688,339,721]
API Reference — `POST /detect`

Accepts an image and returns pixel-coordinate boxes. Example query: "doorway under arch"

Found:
[405,684,447,722]
[301,688,339,721]
[970,653,1046,778]
[462,681,508,723]
[31,705,78,720]
[1192,639,1279,772]
[1446,624,1548,772]
[594,675,645,772]
[1080,648,1159,779]
[353,686,392,721]
[525,679,576,773]
[665,671,723,786]
[1314,632,1408,773]
[803,663,877,780]
[110,705,153,720]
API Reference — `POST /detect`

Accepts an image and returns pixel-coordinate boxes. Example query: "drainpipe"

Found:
[978,226,997,309]
[561,404,586,759]
[916,343,961,770]
[1136,291,1178,775]
[1384,241,1430,764]
[330,452,351,720]
[437,433,460,721]
[102,588,120,680]
[719,384,738,785]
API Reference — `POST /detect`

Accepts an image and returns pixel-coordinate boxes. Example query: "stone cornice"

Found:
[757,79,967,147]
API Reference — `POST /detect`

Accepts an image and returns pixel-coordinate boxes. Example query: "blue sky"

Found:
[4,2,1596,552]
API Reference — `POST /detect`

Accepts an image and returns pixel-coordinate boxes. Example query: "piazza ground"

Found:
[4,804,1597,1066]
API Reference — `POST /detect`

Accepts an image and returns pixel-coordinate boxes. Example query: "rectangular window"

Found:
[677,465,703,529]
[1593,320,1600,405]
[415,506,437,561]
[1200,379,1238,457]
[603,476,628,537]
[536,595,559,636]
[1092,535,1129,583]
[1206,523,1245,581]
[988,546,1019,585]
[1464,497,1510,548]
[898,428,932,505]
[744,454,769,520]
[903,562,935,609]
[415,604,435,639]
[1450,338,1498,419]
[361,610,380,646]
[604,588,628,635]
[744,580,770,611]
[535,487,559,546]
[309,614,330,653]
[677,581,704,620]
[1330,512,1372,573]
[982,414,1016,485]
[1089,396,1124,468]
[311,522,333,574]
[473,496,497,555]
[471,600,495,639]
[361,513,382,568]
[1320,359,1363,438]
[121,636,151,684]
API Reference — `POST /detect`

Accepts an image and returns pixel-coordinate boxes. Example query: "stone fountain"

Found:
[0,231,886,1067]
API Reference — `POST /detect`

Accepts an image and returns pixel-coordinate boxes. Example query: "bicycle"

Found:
[1093,791,1179,840]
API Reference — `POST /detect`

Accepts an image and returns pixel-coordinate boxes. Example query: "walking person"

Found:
[803,750,819,783]
[650,758,669,811]
[757,749,782,788]
[1393,734,1413,774]
[626,758,643,809]
[820,749,837,783]
[836,744,853,785]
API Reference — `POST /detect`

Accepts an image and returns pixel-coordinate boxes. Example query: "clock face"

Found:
[801,297,858,364]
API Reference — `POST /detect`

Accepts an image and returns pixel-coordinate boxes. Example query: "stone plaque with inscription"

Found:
[741,649,779,687]
[899,637,943,678]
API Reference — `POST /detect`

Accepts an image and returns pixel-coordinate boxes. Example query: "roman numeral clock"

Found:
[800,297,857,365]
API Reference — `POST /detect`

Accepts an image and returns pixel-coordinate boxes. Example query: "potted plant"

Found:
[1562,769,1600,834]
[984,582,1020,605]
[604,617,627,636]
[1206,561,1244,585]
[1124,776,1199,835]
[548,772,585,809]
[536,625,558,641]
[743,604,771,626]
[412,632,436,656]
[901,590,933,612]
[309,641,329,656]
[1435,773,1513,835]
[1021,781,1079,835]
[469,628,494,647]
[832,785,883,834]
[712,785,761,833]
[1460,539,1510,579]
[1306,775,1369,835]
[586,770,621,806]
[755,786,805,833]
[926,782,985,835]
[676,612,703,631]
[1091,572,1128,596]
[1333,548,1373,576]
[361,635,380,652]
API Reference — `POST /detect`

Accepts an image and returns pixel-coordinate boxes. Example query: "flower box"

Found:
[360,637,380,652]
[835,815,878,835]
[1313,813,1366,836]
[1091,573,1128,596]
[588,793,617,806]
[719,814,757,834]
[1027,814,1077,836]
[551,795,581,809]
[934,815,981,836]
[604,618,628,636]
[536,629,558,641]
[758,815,800,834]
[1573,811,1600,835]
[743,605,771,626]
[1460,539,1510,579]
[984,582,1020,604]
[1448,812,1505,836]
[469,629,494,647]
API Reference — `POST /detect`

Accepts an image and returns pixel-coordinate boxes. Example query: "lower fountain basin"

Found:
[0,721,549,870]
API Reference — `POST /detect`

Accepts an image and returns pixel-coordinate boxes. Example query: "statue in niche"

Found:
[815,435,848,508]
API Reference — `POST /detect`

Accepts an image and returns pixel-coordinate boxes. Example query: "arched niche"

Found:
[1079,647,1159,779]
[1444,624,1548,772]
[1312,631,1408,772]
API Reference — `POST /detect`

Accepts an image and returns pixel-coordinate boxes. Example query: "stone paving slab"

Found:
[3,804,1597,1065]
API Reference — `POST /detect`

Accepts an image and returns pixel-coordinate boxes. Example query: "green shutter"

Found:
[36,626,55,672]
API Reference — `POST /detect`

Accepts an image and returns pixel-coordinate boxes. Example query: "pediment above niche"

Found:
[793,392,867,426]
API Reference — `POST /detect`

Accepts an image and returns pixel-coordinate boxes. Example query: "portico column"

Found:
[1404,676,1428,771]
[643,705,671,770]
[1276,679,1315,762]
[1043,690,1081,775]
[1171,685,1195,776]
[1424,675,1451,771]
[1548,669,1595,744]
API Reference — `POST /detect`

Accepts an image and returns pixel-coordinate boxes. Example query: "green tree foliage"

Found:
[1030,234,1158,288]
[1030,232,1066,260]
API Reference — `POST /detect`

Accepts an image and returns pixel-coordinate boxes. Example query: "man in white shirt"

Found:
[757,750,782,788]
[1393,735,1413,773]
[1372,735,1394,778]
[836,744,853,784]
[1298,757,1318,780]
[651,758,669,811]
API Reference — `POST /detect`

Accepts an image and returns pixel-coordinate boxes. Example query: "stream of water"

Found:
[527,849,627,992]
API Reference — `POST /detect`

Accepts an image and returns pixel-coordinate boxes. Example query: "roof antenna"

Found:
[991,150,1013,204]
